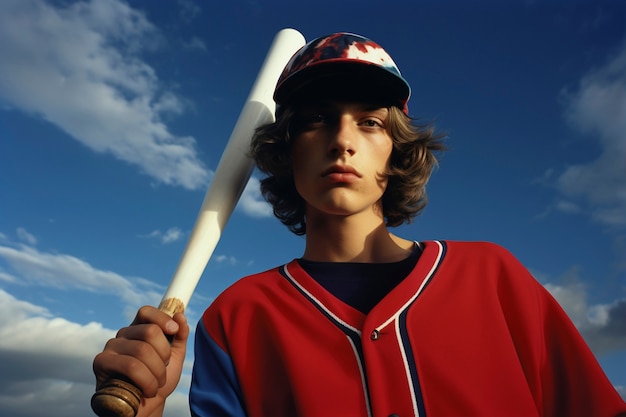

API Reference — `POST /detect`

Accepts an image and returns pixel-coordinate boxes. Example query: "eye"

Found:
[357,108,388,129]
[294,111,329,132]
[307,113,327,124]
[359,118,384,128]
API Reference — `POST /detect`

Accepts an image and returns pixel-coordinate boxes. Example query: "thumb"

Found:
[170,312,190,349]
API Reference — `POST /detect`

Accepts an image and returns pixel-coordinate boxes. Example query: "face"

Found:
[290,101,393,221]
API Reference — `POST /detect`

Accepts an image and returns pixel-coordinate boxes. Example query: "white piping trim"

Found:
[395,318,420,417]
[346,336,373,417]
[376,241,444,331]
[283,263,361,335]
[284,264,371,415]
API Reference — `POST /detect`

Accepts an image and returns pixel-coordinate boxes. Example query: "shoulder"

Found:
[199,262,297,326]
[434,240,524,268]
[429,240,558,317]
[431,240,538,289]
[441,240,516,256]
[197,260,312,348]
[210,264,285,306]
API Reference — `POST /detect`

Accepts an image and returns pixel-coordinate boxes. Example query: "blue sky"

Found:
[1,0,625,416]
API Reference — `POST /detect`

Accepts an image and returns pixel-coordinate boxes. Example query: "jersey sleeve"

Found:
[486,243,626,416]
[189,319,247,417]
[533,281,626,417]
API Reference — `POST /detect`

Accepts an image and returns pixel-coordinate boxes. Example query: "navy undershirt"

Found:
[297,244,422,314]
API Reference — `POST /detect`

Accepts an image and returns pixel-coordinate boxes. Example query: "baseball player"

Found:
[93,32,626,417]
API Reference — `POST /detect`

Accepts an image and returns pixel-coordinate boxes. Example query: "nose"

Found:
[328,114,356,156]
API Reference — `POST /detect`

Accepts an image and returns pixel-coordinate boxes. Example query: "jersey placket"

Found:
[283,241,446,417]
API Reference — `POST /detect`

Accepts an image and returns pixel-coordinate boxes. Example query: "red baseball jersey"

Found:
[190,241,626,416]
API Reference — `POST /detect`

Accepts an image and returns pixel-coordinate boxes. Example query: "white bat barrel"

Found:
[159,28,306,316]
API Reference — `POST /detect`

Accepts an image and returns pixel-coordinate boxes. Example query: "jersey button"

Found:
[370,330,380,340]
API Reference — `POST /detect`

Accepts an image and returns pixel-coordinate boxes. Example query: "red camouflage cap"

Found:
[273,32,411,114]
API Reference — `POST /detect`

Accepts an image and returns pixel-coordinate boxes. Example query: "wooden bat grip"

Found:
[91,298,185,417]
[91,378,142,417]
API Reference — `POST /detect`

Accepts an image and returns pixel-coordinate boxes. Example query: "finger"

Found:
[93,349,163,398]
[131,305,179,333]
[100,335,170,391]
[114,323,174,365]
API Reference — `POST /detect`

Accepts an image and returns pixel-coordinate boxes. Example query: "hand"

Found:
[93,306,190,417]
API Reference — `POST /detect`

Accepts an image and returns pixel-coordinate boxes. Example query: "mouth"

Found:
[321,165,362,182]
[322,165,361,176]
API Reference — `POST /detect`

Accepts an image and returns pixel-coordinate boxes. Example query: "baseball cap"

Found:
[273,32,411,114]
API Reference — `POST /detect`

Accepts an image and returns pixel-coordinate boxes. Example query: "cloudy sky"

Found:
[1,0,625,416]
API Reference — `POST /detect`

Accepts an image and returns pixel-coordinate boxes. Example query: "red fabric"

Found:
[198,241,626,417]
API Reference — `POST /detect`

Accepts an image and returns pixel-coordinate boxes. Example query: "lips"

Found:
[322,165,361,176]
[321,165,361,182]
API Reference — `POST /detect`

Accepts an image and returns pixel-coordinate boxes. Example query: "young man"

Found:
[93,33,626,417]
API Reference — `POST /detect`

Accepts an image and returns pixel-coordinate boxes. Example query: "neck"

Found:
[302,211,413,263]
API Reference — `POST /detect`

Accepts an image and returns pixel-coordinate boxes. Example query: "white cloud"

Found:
[0,289,111,417]
[0,289,192,417]
[0,292,109,373]
[238,176,273,217]
[178,0,201,23]
[16,228,37,246]
[183,36,207,52]
[142,227,185,244]
[556,41,626,228]
[162,227,185,244]
[542,271,626,356]
[214,254,238,265]
[0,239,161,307]
[553,199,582,215]
[0,270,17,283]
[0,378,96,417]
[0,0,210,190]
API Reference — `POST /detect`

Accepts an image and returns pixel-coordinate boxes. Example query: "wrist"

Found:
[136,399,166,417]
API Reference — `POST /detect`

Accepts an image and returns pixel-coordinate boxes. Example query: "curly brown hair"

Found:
[250,105,446,235]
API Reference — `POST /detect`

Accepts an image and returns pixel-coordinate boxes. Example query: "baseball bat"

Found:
[91,28,306,417]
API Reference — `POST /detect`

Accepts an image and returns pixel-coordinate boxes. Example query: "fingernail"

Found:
[165,320,178,333]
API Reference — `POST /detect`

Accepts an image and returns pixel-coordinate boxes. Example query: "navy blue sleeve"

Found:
[189,320,247,417]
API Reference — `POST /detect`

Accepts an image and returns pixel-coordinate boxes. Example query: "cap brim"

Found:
[274,61,410,111]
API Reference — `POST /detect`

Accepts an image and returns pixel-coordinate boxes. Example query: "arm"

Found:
[189,317,247,417]
[535,286,626,417]
[92,306,189,417]
[488,243,626,416]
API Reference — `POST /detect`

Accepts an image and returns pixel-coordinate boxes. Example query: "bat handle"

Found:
[91,378,142,417]
[91,298,185,417]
